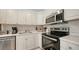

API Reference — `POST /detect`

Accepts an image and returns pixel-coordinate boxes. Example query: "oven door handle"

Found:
[42,35,58,42]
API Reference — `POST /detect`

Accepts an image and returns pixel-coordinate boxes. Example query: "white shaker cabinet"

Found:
[64,9,79,21]
[17,11,32,25]
[37,13,45,25]
[26,35,37,49]
[16,35,28,50]
[16,34,35,50]
[6,10,18,24]
[17,11,38,25]
[26,14,33,25]
[17,11,26,24]
[31,14,37,25]
[32,34,41,49]
[60,40,79,50]
[0,10,18,24]
[0,10,7,24]
[16,33,40,50]
[0,10,44,25]
[26,13,37,25]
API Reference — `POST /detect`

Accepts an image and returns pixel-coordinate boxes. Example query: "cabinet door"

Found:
[25,35,37,49]
[0,10,7,24]
[17,11,25,24]
[33,34,39,49]
[60,40,69,50]
[16,34,41,50]
[26,14,32,25]
[64,9,79,21]
[37,13,45,25]
[23,12,28,24]
[0,10,18,24]
[26,13,37,25]
[6,10,18,24]
[60,40,79,50]
[33,37,39,48]
[16,35,37,50]
[31,14,37,25]
[16,35,26,50]
[25,34,40,50]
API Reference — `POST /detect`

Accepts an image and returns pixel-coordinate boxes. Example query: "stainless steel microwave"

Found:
[46,9,64,24]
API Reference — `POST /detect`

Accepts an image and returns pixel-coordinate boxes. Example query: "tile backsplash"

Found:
[1,24,43,33]
[1,19,79,36]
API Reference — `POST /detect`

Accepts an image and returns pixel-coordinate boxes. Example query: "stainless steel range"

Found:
[42,27,69,50]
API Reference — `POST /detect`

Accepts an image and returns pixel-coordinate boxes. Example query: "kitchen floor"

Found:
[33,47,43,50]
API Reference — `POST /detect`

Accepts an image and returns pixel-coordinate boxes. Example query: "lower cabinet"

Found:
[16,34,40,50]
[16,35,25,50]
[60,40,79,50]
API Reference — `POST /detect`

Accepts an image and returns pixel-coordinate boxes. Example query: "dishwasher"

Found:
[0,36,16,50]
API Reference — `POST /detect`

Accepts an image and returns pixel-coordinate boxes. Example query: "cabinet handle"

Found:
[68,46,72,50]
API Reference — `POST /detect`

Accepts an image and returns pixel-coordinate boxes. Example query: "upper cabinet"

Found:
[17,11,27,24]
[64,9,79,21]
[6,10,18,24]
[0,10,7,24]
[37,13,45,25]
[0,10,18,24]
[0,10,44,25]
[26,13,37,25]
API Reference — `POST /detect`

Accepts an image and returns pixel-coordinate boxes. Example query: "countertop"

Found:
[0,34,20,37]
[0,32,43,37]
[60,35,79,45]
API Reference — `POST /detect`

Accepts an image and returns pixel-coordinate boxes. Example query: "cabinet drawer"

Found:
[60,40,79,50]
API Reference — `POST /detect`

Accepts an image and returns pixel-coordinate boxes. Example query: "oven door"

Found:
[42,35,60,50]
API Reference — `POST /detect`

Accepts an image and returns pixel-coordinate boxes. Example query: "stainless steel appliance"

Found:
[0,36,16,50]
[0,24,1,31]
[46,9,64,24]
[56,9,64,22]
[46,15,55,24]
[42,27,69,50]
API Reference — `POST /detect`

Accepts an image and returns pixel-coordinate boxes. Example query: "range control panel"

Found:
[50,27,70,32]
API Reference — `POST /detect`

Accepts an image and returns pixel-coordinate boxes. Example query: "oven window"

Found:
[42,35,60,50]
[42,36,54,48]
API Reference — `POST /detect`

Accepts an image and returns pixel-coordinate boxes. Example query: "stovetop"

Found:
[42,31,69,39]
